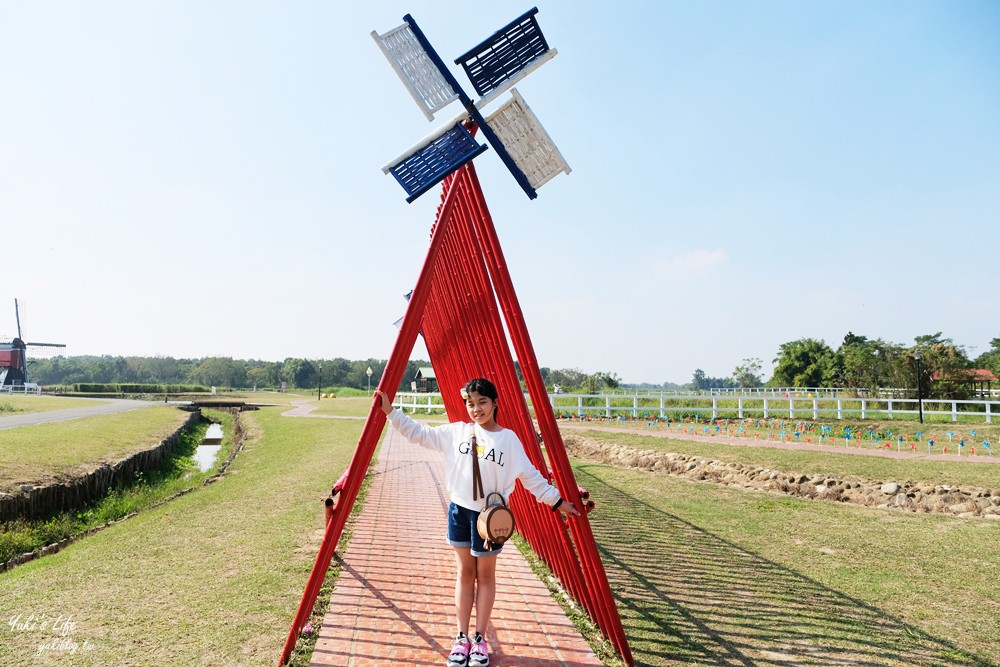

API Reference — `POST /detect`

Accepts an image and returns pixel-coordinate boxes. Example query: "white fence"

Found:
[0,383,41,394]
[393,392,1000,424]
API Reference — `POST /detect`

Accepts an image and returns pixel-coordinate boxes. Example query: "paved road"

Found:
[0,399,154,431]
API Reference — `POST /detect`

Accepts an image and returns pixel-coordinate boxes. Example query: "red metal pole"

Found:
[278,175,468,666]
[422,182,574,593]
[454,167,585,590]
[451,167,587,609]
[433,163,597,638]
[460,163,634,665]
[461,185,584,590]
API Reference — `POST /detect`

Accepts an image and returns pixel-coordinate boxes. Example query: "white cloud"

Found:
[652,248,728,277]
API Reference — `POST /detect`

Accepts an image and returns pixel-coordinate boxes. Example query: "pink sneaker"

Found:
[469,633,489,667]
[447,635,471,667]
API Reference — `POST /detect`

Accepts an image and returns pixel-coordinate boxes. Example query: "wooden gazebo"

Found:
[930,368,997,398]
[414,366,438,393]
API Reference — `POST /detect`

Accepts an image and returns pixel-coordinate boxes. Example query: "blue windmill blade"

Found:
[382,119,488,203]
[371,22,460,121]
[455,7,557,108]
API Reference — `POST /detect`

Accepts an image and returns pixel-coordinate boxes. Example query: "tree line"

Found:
[692,332,1000,400]
[27,354,626,395]
[29,355,408,392]
[27,331,1000,399]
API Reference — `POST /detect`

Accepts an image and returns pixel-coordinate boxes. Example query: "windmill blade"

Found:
[371,22,460,121]
[14,299,22,340]
[485,89,571,190]
[382,120,488,203]
[455,8,556,106]
[26,342,66,348]
[374,14,539,201]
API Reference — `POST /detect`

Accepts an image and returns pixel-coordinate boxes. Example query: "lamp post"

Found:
[366,366,373,395]
[914,350,923,424]
[317,362,323,401]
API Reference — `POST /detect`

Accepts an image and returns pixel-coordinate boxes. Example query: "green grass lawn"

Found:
[577,459,1000,666]
[0,411,240,564]
[0,407,192,492]
[0,395,106,415]
[195,391,312,406]
[194,391,375,416]
[0,407,363,666]
[238,391,311,405]
[4,405,998,666]
[307,395,377,418]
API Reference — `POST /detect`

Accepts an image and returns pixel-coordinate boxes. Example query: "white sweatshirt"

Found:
[387,409,562,512]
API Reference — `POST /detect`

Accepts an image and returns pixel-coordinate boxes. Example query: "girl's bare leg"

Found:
[472,553,497,633]
[454,547,477,634]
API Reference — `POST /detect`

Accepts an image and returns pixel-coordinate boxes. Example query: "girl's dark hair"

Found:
[463,378,499,418]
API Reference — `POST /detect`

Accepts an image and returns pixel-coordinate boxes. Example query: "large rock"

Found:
[949,501,979,515]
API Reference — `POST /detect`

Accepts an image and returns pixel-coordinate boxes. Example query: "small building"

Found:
[415,367,438,393]
[930,368,997,398]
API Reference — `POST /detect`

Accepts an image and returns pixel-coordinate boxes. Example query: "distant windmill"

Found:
[0,299,66,389]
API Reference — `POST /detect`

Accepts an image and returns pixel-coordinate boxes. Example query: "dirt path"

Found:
[557,420,1000,464]
[280,400,365,420]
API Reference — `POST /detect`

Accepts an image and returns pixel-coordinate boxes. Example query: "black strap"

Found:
[470,430,484,502]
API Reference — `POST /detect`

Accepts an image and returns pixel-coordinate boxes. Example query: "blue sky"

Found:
[2,1,998,385]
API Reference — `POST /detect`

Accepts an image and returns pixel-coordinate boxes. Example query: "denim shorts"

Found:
[447,502,502,558]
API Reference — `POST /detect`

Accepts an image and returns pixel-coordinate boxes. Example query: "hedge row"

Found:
[71,383,210,394]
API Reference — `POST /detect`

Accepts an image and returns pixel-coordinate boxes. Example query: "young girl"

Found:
[375,378,579,667]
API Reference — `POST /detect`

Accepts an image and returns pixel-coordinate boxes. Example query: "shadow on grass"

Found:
[575,465,996,667]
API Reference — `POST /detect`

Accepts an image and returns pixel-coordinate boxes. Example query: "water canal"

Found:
[192,422,224,472]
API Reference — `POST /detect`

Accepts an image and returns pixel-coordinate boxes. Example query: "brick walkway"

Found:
[310,425,604,667]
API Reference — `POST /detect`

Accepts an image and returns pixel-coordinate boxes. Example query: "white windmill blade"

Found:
[485,88,571,190]
[371,23,460,122]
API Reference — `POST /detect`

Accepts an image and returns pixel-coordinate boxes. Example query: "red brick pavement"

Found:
[310,425,603,667]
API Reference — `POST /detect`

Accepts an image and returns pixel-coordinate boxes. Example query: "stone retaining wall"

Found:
[0,411,201,521]
[564,434,1000,519]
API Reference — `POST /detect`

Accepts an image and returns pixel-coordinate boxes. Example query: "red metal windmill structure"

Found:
[281,9,633,666]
